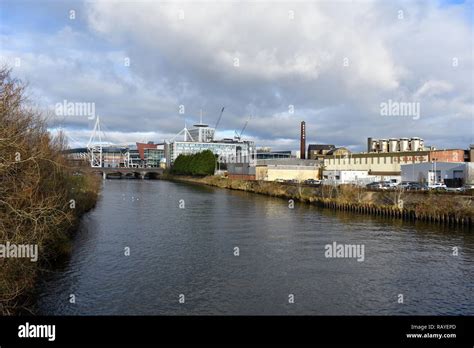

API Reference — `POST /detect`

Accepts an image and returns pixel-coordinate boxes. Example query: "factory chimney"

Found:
[300,121,306,159]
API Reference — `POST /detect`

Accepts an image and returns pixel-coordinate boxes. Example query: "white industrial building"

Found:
[166,121,255,167]
[322,170,400,185]
[401,162,474,186]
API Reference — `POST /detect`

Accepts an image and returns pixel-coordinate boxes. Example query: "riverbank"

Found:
[163,174,473,227]
[0,68,101,315]
[0,170,100,315]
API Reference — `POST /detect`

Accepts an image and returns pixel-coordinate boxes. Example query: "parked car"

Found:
[304,179,321,185]
[406,182,426,191]
[460,184,474,192]
[366,182,383,189]
[445,187,463,192]
[275,178,285,183]
[285,179,298,184]
[398,182,415,190]
[427,182,447,190]
[381,181,399,190]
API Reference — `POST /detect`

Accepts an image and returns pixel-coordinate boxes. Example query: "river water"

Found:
[37,180,474,315]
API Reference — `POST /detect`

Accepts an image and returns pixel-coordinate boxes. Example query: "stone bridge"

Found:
[89,167,164,179]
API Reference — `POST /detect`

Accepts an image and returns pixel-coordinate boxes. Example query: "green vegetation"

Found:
[170,150,216,176]
[0,68,100,315]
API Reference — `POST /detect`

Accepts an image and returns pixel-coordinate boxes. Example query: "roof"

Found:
[257,158,322,166]
[308,144,336,151]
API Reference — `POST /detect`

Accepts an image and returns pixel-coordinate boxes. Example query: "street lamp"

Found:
[431,159,438,184]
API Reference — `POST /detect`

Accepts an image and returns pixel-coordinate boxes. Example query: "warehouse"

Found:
[401,162,474,186]
[255,159,322,182]
[322,170,400,185]
[227,159,322,182]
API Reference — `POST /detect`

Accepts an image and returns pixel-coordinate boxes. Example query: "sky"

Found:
[1,0,473,151]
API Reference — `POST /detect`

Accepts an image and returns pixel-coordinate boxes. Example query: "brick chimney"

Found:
[300,121,306,159]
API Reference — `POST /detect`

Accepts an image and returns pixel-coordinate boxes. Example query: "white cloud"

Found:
[414,80,454,99]
[1,0,472,150]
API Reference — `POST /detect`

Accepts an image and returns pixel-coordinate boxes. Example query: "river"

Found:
[36,180,474,315]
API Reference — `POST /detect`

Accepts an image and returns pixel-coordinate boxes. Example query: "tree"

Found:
[171,150,215,176]
[0,67,99,314]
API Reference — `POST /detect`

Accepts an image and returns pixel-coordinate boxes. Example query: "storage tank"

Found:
[367,137,374,152]
[380,139,388,153]
[399,138,409,152]
[389,138,398,152]
[371,139,378,152]
[374,140,380,152]
[410,137,421,151]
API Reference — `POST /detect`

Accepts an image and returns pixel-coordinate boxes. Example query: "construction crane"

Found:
[214,107,225,130]
[234,114,251,141]
[211,107,225,141]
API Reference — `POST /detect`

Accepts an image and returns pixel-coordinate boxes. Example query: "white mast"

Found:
[184,120,187,142]
[87,115,104,167]
[169,119,195,143]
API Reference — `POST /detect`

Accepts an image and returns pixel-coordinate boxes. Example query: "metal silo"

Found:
[389,138,398,152]
[410,137,421,151]
[399,138,409,152]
